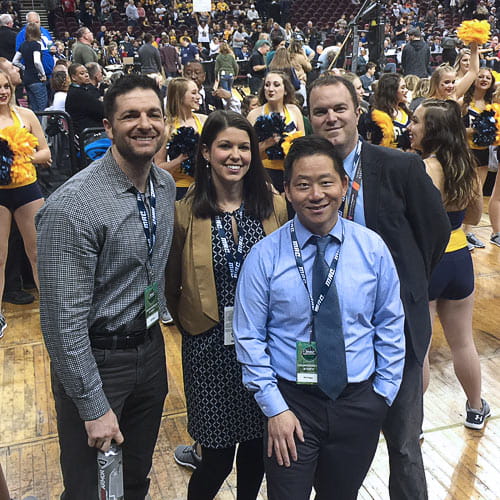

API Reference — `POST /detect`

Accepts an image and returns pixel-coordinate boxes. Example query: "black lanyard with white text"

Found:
[135,177,157,271]
[290,220,343,341]
[215,207,245,280]
[342,140,363,221]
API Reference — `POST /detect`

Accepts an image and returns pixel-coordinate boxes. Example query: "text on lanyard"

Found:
[290,220,343,314]
[215,207,245,280]
[135,177,157,261]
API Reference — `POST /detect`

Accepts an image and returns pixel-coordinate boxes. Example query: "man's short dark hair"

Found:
[271,36,284,49]
[68,62,84,78]
[307,74,359,111]
[103,74,163,120]
[144,32,153,43]
[284,135,347,184]
[366,62,376,71]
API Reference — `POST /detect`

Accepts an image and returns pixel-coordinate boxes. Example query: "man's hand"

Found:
[267,410,304,467]
[213,87,232,100]
[84,408,124,452]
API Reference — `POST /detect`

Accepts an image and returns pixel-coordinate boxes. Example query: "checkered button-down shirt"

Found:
[36,149,176,420]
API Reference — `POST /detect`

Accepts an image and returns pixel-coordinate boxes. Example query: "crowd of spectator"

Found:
[2,0,500,116]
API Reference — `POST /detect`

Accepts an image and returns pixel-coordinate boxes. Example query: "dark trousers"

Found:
[4,222,32,294]
[382,348,428,499]
[51,325,168,500]
[188,438,264,500]
[249,76,263,95]
[265,379,388,500]
[4,224,22,294]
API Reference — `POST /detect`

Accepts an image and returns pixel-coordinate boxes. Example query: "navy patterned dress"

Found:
[182,209,266,448]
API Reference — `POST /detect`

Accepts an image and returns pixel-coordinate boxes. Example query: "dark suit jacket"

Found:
[0,25,17,60]
[65,83,104,135]
[360,142,450,365]
[198,85,224,115]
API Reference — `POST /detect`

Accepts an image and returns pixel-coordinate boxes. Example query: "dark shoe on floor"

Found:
[3,290,35,305]
[465,398,491,430]
[491,232,500,247]
[174,442,202,470]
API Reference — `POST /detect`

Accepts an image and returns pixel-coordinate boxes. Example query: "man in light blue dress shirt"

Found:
[234,136,405,499]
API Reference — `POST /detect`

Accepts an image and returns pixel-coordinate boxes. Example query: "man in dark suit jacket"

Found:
[308,75,450,500]
[0,14,17,60]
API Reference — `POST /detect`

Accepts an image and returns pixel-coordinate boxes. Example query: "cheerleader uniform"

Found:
[169,114,203,200]
[0,107,43,211]
[260,103,297,192]
[428,210,474,300]
[464,102,490,167]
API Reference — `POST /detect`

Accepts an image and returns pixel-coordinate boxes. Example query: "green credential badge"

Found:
[296,341,318,384]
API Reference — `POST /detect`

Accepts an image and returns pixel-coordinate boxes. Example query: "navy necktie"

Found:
[311,235,347,400]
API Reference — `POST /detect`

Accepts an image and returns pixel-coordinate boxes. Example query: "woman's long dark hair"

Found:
[419,99,479,208]
[190,110,274,219]
[462,67,495,113]
[374,73,411,118]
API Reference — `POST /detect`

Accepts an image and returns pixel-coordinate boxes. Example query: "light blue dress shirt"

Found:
[234,216,405,418]
[343,141,366,227]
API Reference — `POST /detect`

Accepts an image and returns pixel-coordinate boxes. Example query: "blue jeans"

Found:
[219,73,234,92]
[26,81,48,112]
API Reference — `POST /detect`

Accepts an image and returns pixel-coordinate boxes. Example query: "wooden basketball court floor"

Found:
[1,209,499,500]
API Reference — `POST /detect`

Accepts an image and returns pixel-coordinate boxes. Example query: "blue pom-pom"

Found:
[0,138,14,186]
[167,126,200,176]
[253,113,297,160]
[253,114,277,142]
[472,110,497,147]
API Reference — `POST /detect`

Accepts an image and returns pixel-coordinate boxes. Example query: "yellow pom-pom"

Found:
[489,103,500,145]
[371,109,396,148]
[0,125,38,185]
[281,131,304,156]
[492,70,500,83]
[456,19,491,45]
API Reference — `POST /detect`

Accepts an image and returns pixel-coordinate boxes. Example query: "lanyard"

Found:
[342,140,363,221]
[135,177,157,262]
[290,220,343,315]
[215,207,245,280]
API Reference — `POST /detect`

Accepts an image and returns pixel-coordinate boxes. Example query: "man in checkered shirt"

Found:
[36,74,176,499]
